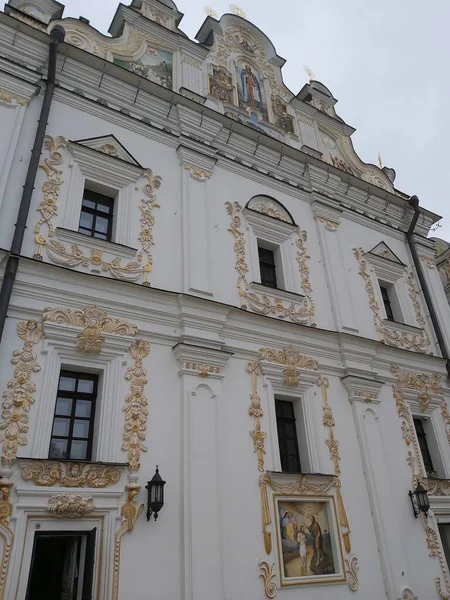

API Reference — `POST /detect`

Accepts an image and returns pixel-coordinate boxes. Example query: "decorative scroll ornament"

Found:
[0,321,42,464]
[47,494,95,518]
[0,90,27,105]
[21,461,121,488]
[246,362,266,473]
[259,346,318,386]
[250,203,290,223]
[137,169,162,286]
[185,362,220,377]
[0,484,14,600]
[122,340,151,470]
[315,215,340,231]
[34,136,162,286]
[354,248,432,354]
[113,485,144,600]
[391,365,450,599]
[345,555,359,592]
[259,560,277,598]
[183,164,213,182]
[225,202,315,324]
[43,305,137,354]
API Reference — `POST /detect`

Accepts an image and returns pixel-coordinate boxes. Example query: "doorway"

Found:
[25,529,96,600]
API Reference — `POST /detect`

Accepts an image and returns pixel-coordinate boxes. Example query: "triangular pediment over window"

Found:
[72,135,142,168]
[368,242,405,266]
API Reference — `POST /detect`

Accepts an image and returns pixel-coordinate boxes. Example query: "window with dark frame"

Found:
[78,189,114,241]
[380,284,395,321]
[439,524,450,572]
[413,418,436,477]
[49,371,99,461]
[258,246,278,289]
[275,399,302,473]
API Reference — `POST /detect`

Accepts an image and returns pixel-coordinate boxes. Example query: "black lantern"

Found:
[146,466,165,521]
[409,482,430,518]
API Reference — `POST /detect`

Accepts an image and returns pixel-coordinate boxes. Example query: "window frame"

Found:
[78,189,115,242]
[49,370,99,462]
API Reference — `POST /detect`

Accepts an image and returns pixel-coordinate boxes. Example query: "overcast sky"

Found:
[59,0,450,239]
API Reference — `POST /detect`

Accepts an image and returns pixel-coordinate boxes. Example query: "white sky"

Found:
[58,0,450,239]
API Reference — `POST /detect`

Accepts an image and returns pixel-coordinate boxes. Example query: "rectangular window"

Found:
[78,189,114,241]
[259,246,278,289]
[275,399,302,473]
[439,524,450,572]
[49,371,98,461]
[413,418,436,477]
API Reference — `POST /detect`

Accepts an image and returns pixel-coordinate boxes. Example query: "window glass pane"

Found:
[70,440,88,460]
[94,233,107,240]
[73,420,90,438]
[77,379,94,394]
[79,211,93,230]
[97,201,112,214]
[59,376,76,392]
[55,397,72,416]
[49,439,67,459]
[95,216,109,234]
[52,418,70,437]
[75,400,92,418]
[82,198,96,209]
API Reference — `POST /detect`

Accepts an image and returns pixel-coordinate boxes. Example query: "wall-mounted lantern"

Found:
[409,482,430,518]
[146,466,166,521]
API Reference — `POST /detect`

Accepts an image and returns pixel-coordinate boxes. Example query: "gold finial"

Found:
[230,4,247,18]
[378,153,383,169]
[303,65,315,82]
[203,6,219,18]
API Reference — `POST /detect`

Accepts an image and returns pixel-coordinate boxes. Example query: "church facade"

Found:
[0,1,450,598]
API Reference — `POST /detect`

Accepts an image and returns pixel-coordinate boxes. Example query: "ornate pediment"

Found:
[6,0,63,25]
[368,242,404,265]
[72,135,142,167]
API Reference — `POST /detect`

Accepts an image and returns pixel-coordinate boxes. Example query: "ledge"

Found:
[249,282,306,304]
[56,227,138,261]
[381,319,424,334]
[17,457,129,467]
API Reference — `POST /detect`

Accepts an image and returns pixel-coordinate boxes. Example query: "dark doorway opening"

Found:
[25,529,96,600]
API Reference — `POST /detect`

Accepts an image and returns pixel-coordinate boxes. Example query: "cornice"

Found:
[172,342,233,379]
[341,375,385,405]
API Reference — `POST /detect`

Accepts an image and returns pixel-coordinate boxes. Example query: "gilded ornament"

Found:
[0,320,42,464]
[183,164,213,181]
[47,494,95,518]
[138,169,162,286]
[122,340,151,470]
[250,203,290,223]
[0,484,14,600]
[34,135,68,258]
[354,248,432,354]
[226,201,250,308]
[246,362,266,472]
[315,215,340,231]
[43,305,137,354]
[100,142,119,157]
[345,555,359,591]
[259,560,277,598]
[113,485,144,600]
[259,346,318,386]
[421,257,436,269]
[21,461,121,488]
[185,362,220,377]
[0,90,27,105]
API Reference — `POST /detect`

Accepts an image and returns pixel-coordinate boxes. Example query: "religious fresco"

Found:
[276,497,344,586]
[320,132,356,176]
[272,96,295,134]
[236,61,268,120]
[209,67,234,104]
[114,46,173,89]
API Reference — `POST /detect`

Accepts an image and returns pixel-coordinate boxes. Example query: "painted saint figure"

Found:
[240,65,264,112]
[297,525,308,575]
[307,516,325,567]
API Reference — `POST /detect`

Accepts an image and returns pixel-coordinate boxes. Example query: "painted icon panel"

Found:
[115,46,173,89]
